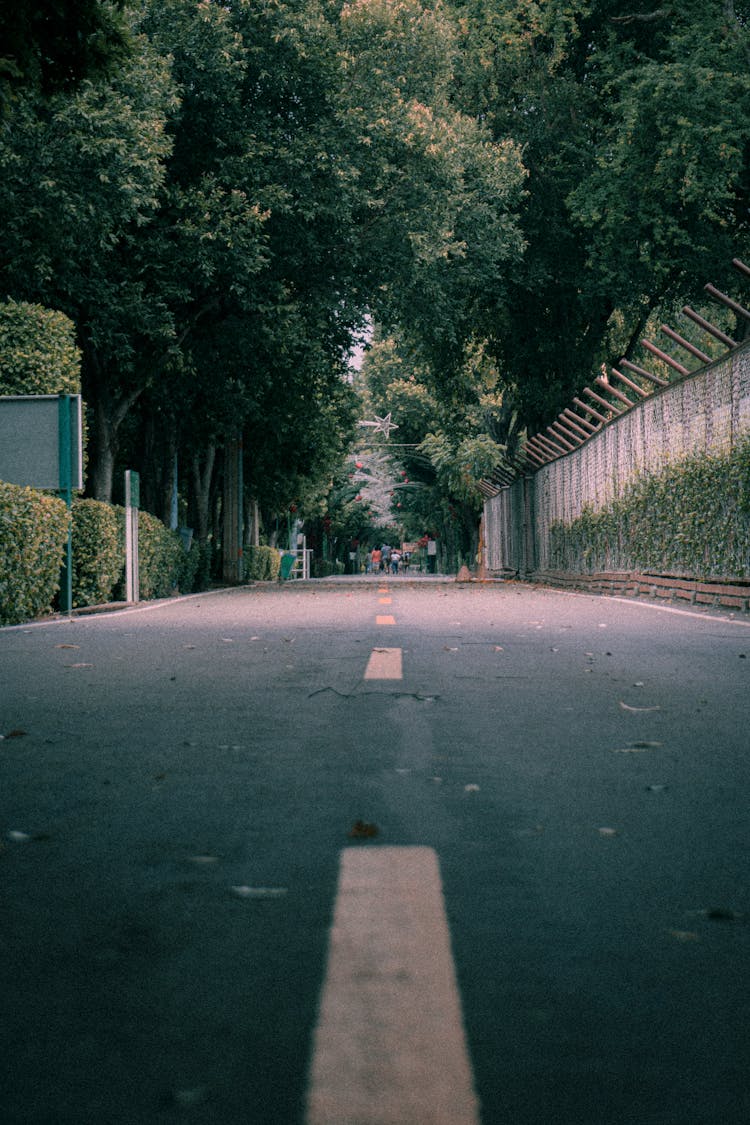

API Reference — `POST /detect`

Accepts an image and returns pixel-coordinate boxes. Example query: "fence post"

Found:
[523,475,536,576]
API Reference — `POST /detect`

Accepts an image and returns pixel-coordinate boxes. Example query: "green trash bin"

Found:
[279,552,296,580]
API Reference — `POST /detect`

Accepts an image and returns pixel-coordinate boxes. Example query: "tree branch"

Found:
[611,7,673,24]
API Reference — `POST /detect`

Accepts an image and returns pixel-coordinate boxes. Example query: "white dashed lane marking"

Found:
[306,847,481,1125]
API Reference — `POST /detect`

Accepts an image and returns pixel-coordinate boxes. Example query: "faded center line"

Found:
[363,646,403,680]
[306,847,481,1125]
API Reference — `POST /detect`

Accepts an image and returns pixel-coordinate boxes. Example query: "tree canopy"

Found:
[0,0,748,569]
[451,0,750,424]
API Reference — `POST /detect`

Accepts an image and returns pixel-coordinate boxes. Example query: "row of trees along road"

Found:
[1,1,748,566]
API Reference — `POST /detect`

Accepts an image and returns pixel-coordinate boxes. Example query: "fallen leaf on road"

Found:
[348,820,379,839]
[619,701,660,712]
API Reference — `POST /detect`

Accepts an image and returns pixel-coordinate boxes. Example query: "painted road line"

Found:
[379,596,393,604]
[306,847,480,1125]
[376,614,396,625]
[363,647,403,680]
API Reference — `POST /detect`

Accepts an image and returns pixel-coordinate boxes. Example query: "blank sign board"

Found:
[0,395,83,491]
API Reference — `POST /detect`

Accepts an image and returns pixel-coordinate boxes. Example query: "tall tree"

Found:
[451,0,750,426]
[336,0,526,383]
[356,329,508,565]
[0,15,178,498]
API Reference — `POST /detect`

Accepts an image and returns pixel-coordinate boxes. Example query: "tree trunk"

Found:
[244,497,261,548]
[91,396,117,502]
[83,343,142,503]
[191,444,216,543]
[142,412,178,524]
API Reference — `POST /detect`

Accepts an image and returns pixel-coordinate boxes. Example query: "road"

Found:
[1,578,749,1124]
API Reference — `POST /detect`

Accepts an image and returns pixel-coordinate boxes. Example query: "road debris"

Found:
[231,885,288,898]
[348,820,379,839]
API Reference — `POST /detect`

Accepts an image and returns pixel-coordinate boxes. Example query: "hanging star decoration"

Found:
[358,412,399,438]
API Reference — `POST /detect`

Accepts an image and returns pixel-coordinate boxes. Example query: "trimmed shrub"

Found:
[190,539,214,592]
[0,482,69,625]
[137,510,184,599]
[0,300,81,395]
[247,545,281,581]
[71,499,124,607]
[176,539,201,594]
[311,558,336,578]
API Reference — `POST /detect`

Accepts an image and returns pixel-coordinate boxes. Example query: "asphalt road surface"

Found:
[1,578,749,1125]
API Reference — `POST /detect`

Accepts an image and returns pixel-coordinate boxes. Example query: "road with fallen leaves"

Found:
[1,578,749,1124]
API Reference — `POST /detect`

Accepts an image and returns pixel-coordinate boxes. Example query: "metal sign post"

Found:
[125,470,140,603]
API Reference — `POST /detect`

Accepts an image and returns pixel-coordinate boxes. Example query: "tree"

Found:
[354,329,508,567]
[451,0,750,427]
[336,0,526,384]
[0,16,178,498]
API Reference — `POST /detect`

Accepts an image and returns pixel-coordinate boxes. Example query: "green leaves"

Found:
[548,438,750,579]
[452,0,750,430]
[0,483,69,625]
[0,301,81,396]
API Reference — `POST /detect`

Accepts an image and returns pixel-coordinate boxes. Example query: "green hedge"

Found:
[0,482,70,625]
[0,485,208,623]
[0,300,81,395]
[246,545,281,581]
[311,558,336,577]
[72,499,124,607]
[136,510,185,599]
[548,438,750,579]
[73,502,192,605]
